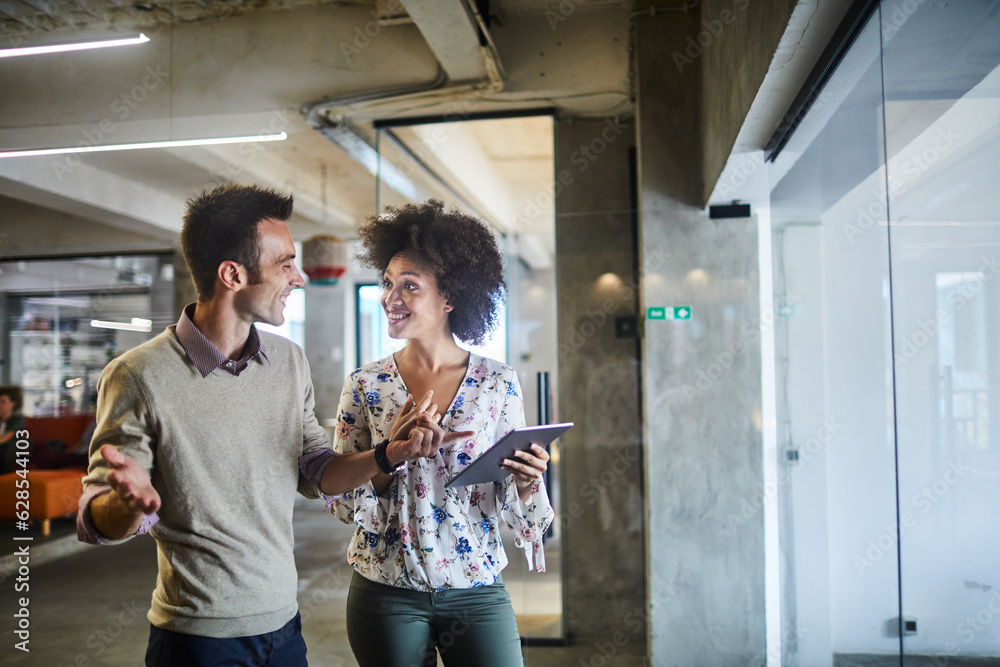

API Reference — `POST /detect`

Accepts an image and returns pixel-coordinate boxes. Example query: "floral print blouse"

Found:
[330,352,554,592]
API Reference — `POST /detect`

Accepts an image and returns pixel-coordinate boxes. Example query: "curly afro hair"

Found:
[356,200,505,346]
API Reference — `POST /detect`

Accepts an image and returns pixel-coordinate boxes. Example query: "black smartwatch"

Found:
[373,439,403,474]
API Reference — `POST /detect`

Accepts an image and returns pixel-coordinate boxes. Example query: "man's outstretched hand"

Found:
[101,444,161,514]
[387,391,474,466]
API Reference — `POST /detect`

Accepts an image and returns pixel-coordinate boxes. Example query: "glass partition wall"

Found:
[1,254,174,416]
[768,1,1000,664]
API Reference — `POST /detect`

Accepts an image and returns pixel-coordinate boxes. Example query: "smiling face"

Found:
[234,217,305,327]
[380,252,453,341]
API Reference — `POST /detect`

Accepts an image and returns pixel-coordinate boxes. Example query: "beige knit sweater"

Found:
[83,326,331,638]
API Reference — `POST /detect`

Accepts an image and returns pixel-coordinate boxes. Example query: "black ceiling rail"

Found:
[373,107,557,129]
[764,0,880,163]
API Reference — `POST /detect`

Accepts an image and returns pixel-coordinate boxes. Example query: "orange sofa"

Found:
[25,414,93,454]
[0,469,85,536]
[0,414,93,535]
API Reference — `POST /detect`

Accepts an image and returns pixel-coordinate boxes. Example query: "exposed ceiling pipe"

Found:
[299,0,510,225]
[300,66,449,130]
[464,0,507,86]
[300,0,505,129]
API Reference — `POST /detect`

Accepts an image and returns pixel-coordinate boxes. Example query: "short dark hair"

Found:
[0,385,23,412]
[181,184,294,300]
[356,200,505,346]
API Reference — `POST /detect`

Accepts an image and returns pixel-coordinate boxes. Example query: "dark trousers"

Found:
[146,612,307,667]
[346,571,523,667]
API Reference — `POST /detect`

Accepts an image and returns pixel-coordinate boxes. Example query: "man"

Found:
[78,184,465,666]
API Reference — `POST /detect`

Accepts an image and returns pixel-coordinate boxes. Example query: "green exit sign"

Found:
[669,306,692,320]
[648,306,691,320]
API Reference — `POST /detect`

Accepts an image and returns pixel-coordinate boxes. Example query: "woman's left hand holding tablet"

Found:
[502,444,550,501]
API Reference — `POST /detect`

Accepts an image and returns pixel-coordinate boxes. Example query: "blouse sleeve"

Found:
[494,370,555,572]
[328,373,385,532]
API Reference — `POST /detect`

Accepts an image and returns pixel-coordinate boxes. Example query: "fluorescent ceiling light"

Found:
[0,33,150,59]
[0,132,287,159]
[91,317,152,332]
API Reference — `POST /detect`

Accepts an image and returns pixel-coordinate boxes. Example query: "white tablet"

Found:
[445,422,573,488]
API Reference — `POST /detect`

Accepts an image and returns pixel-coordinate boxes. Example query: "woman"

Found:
[0,386,26,474]
[330,200,554,667]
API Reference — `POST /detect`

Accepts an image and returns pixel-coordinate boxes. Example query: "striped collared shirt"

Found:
[175,303,270,377]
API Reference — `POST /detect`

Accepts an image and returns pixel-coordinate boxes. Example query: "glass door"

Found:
[880,1,1000,661]
[765,1,1000,664]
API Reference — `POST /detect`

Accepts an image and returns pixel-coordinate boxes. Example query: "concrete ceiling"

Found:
[0,0,632,259]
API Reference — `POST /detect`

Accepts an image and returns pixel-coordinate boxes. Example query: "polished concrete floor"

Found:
[0,498,646,666]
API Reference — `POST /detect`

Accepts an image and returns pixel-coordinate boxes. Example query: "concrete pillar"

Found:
[150,254,176,328]
[304,283,346,422]
[554,116,644,649]
[632,1,795,662]
[172,252,197,321]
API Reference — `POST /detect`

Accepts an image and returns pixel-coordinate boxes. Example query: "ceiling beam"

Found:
[161,144,359,234]
[399,0,487,82]
[0,157,184,242]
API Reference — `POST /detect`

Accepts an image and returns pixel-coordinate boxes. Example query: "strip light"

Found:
[0,132,288,159]
[91,317,153,333]
[0,33,150,59]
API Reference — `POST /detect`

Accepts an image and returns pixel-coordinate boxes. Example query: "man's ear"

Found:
[217,260,247,293]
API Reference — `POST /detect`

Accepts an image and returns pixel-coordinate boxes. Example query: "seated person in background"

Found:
[0,386,26,474]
